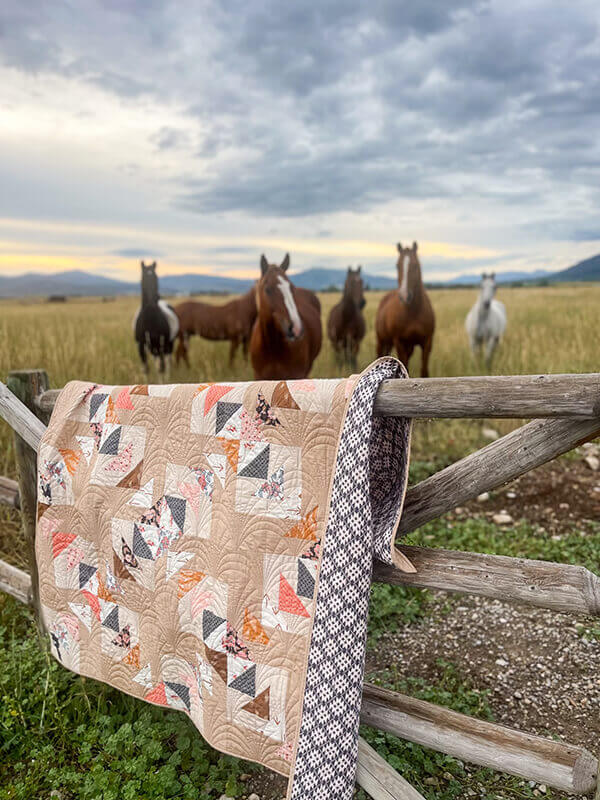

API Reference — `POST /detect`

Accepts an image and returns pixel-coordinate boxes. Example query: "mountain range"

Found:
[0,254,598,298]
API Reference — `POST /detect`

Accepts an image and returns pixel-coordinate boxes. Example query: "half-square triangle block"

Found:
[215,402,242,435]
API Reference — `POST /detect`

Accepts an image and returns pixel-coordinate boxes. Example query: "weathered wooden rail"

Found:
[1,369,599,799]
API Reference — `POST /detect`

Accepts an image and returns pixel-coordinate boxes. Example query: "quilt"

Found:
[36,357,412,800]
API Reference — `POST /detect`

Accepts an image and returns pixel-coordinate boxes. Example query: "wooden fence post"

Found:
[6,369,49,636]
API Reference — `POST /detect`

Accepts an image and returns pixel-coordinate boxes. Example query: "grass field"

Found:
[1,283,598,799]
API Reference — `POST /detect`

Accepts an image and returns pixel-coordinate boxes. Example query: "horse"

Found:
[375,242,435,377]
[133,261,179,378]
[249,253,322,380]
[465,272,506,369]
[173,287,257,367]
[327,266,366,370]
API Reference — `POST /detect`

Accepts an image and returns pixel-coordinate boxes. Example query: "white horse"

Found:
[465,273,506,369]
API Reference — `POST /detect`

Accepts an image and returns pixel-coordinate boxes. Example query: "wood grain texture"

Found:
[356,736,426,799]
[361,684,598,795]
[399,416,600,535]
[39,373,600,418]
[373,546,600,616]
[0,475,20,509]
[0,558,32,605]
[374,373,600,418]
[6,370,50,636]
[0,380,47,452]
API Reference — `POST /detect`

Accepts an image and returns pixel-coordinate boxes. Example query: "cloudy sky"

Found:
[1,0,600,282]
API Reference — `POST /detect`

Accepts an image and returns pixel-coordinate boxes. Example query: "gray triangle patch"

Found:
[297,559,315,599]
[132,525,154,560]
[203,609,226,641]
[165,681,191,710]
[238,444,270,479]
[165,495,187,532]
[215,402,242,434]
[79,562,97,589]
[102,605,119,632]
[89,393,107,421]
[99,427,121,455]
[228,664,256,697]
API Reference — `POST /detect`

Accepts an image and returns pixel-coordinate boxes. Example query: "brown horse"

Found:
[250,253,322,380]
[173,287,257,367]
[375,242,435,377]
[327,266,366,370]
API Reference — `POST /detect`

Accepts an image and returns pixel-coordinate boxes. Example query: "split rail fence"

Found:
[1,369,599,799]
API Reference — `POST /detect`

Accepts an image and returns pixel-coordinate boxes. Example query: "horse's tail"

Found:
[175,330,189,366]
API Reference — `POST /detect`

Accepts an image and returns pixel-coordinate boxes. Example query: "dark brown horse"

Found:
[173,287,257,367]
[327,266,366,370]
[250,253,322,380]
[375,242,435,377]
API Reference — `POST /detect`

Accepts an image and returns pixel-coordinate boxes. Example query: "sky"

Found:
[1,0,600,283]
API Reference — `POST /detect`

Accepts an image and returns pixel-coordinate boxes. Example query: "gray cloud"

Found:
[111,248,164,258]
[1,0,600,238]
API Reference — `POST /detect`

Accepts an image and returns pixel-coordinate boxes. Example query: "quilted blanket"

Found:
[36,358,412,800]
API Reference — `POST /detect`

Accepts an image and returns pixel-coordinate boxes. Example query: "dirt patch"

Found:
[453,452,600,535]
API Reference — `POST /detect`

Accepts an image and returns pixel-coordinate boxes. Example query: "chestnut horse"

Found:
[250,253,322,380]
[173,287,257,367]
[375,242,435,377]
[327,266,366,370]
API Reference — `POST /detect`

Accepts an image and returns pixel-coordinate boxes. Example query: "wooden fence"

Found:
[0,369,599,799]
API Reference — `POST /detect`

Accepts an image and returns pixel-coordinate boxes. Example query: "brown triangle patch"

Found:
[113,553,134,582]
[117,459,143,489]
[130,385,149,396]
[218,438,240,472]
[37,502,50,521]
[123,643,140,670]
[206,647,228,683]
[272,381,300,410]
[242,687,270,720]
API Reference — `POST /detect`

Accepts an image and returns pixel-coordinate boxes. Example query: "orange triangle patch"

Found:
[96,572,114,602]
[52,530,76,559]
[279,574,309,617]
[285,506,318,541]
[117,459,143,489]
[242,687,270,720]
[145,682,168,705]
[177,570,205,599]
[243,607,270,645]
[115,387,135,410]
[105,396,119,423]
[194,383,211,396]
[59,448,81,476]
[204,384,233,415]
[272,381,300,410]
[123,643,140,669]
[219,438,240,471]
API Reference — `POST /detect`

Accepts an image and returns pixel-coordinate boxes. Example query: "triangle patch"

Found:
[279,574,309,617]
[132,525,154,560]
[215,402,243,434]
[59,448,81,476]
[297,559,315,599]
[115,387,135,410]
[219,438,240,471]
[243,607,270,645]
[165,495,187,532]
[165,681,191,711]
[238,444,270,479]
[203,609,226,642]
[228,663,256,697]
[145,682,168,705]
[133,662,152,687]
[206,647,228,683]
[204,384,233,416]
[242,687,270,720]
[78,562,97,589]
[130,385,149,396]
[99,426,121,455]
[52,530,76,559]
[102,605,120,632]
[272,381,300,410]
[285,506,318,540]
[177,569,205,599]
[118,459,144,489]
[123,643,140,669]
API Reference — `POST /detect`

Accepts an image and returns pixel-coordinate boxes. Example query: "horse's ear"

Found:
[141,260,146,269]
[151,261,157,270]
[412,241,418,253]
[260,255,268,276]
[281,253,290,272]
[396,242,402,254]
[491,271,496,280]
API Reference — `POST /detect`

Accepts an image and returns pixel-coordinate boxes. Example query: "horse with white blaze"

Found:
[465,272,506,369]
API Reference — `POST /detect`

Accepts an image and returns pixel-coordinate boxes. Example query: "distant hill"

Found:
[549,253,600,282]
[0,254,598,298]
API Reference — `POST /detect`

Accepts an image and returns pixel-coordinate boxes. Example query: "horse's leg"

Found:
[485,337,497,371]
[420,335,433,378]
[138,339,149,377]
[376,337,391,357]
[350,336,359,372]
[394,340,409,370]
